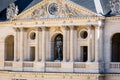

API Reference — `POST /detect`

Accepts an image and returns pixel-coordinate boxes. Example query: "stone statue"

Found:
[56,36,63,60]
[6,2,19,20]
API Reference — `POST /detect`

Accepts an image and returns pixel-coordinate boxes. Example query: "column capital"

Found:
[13,27,19,31]
[41,26,46,30]
[69,26,74,29]
[35,27,39,30]
[62,26,67,30]
[97,20,105,28]
[20,27,24,31]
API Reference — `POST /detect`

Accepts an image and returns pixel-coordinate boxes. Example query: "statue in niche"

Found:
[6,2,19,20]
[56,36,63,60]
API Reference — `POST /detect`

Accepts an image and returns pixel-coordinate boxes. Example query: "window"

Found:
[112,33,120,62]
[5,35,14,61]
[81,46,88,62]
[30,32,36,40]
[80,31,88,39]
[30,47,35,61]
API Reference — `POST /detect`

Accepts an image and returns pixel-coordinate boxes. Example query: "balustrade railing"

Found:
[4,61,13,67]
[74,62,86,68]
[46,62,61,68]
[23,62,33,67]
[109,63,120,69]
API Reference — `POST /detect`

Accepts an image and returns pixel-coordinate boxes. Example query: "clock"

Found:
[48,3,58,15]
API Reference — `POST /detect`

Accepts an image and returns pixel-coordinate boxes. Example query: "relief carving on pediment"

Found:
[31,5,48,19]
[30,3,86,19]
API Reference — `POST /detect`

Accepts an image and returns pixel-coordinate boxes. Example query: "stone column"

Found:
[63,26,67,62]
[20,28,24,61]
[35,27,39,62]
[95,26,100,62]
[87,26,92,62]
[14,28,18,61]
[42,27,46,62]
[70,26,74,62]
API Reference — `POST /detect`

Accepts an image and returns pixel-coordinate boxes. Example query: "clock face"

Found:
[48,3,58,15]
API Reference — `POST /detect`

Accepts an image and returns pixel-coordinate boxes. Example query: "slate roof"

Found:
[71,0,97,13]
[0,0,112,21]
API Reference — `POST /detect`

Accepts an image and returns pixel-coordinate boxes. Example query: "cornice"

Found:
[106,16,120,21]
[0,17,105,27]
[0,71,102,77]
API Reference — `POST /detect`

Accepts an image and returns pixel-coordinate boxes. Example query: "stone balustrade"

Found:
[4,61,13,67]
[4,61,120,73]
[23,62,34,68]
[73,62,86,68]
[45,62,61,68]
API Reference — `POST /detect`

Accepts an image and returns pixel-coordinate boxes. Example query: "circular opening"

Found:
[30,32,36,40]
[80,31,88,39]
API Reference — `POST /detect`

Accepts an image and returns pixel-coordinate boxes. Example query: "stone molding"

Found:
[11,0,100,21]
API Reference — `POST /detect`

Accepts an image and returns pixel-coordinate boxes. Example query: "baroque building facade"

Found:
[0,0,120,80]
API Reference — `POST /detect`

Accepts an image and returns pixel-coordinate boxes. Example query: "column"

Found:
[20,28,24,61]
[95,26,100,62]
[35,27,39,62]
[63,26,67,62]
[14,28,18,61]
[41,27,46,62]
[87,26,92,62]
[70,26,74,62]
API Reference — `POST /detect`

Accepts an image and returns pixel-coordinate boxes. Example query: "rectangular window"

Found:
[30,47,35,61]
[81,46,88,62]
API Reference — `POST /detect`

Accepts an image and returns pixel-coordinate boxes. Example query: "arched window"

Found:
[112,33,120,62]
[54,34,63,61]
[5,35,14,61]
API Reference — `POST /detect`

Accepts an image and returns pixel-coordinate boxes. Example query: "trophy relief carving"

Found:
[31,5,47,19]
[6,2,19,20]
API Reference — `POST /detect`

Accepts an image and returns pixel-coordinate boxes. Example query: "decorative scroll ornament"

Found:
[110,0,120,14]
[6,2,19,20]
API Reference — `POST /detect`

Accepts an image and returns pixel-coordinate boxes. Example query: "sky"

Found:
[0,0,16,12]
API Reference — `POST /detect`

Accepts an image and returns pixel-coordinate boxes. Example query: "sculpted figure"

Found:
[6,2,19,20]
[56,36,62,60]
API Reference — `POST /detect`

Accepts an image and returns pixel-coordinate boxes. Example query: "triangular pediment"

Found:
[12,0,101,20]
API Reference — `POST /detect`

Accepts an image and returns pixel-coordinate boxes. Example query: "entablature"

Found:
[0,17,105,28]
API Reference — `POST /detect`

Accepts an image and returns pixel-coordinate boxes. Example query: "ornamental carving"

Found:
[6,2,19,20]
[110,0,120,15]
[31,3,86,19]
[31,5,47,19]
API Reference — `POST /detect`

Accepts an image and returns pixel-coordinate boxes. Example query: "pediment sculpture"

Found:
[6,2,19,20]
[31,3,87,20]
[110,0,120,15]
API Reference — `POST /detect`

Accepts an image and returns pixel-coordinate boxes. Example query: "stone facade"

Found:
[0,0,120,80]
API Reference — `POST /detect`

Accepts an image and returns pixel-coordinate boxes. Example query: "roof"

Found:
[0,0,112,21]
[71,0,97,13]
